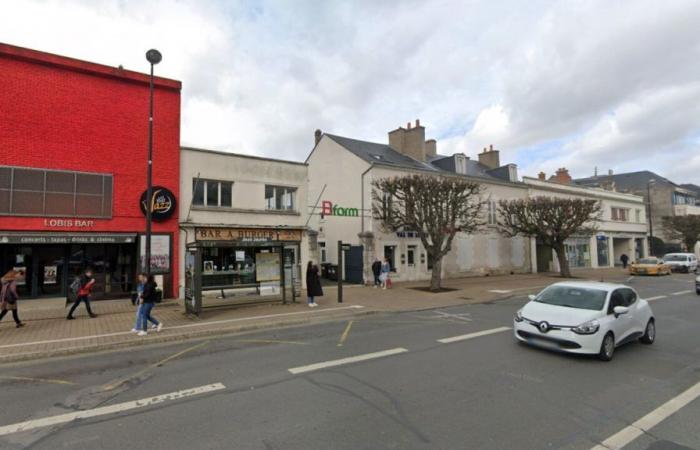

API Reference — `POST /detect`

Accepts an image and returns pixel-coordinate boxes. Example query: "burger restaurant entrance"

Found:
[0,233,138,300]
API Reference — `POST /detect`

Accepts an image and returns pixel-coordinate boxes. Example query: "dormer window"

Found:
[455,154,467,174]
[370,154,384,161]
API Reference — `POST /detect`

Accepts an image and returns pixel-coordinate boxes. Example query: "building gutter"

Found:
[361,164,374,233]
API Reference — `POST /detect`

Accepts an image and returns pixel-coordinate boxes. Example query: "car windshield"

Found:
[637,258,658,264]
[534,285,607,311]
[664,255,687,262]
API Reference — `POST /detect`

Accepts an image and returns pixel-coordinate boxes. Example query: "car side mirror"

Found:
[528,294,536,301]
[613,306,629,317]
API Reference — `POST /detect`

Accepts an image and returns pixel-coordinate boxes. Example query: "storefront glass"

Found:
[596,236,609,267]
[565,238,592,268]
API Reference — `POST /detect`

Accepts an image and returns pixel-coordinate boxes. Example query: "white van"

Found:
[662,253,698,273]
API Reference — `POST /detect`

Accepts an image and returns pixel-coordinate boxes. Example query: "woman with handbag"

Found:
[0,270,25,328]
[137,274,162,336]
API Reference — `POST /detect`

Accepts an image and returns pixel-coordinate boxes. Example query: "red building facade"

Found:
[0,43,181,299]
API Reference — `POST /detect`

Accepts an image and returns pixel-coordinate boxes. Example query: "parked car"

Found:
[662,253,698,273]
[629,257,671,276]
[514,281,655,361]
[696,275,700,295]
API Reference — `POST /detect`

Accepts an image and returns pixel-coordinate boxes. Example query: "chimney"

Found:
[550,167,572,185]
[388,119,426,161]
[314,129,322,146]
[425,139,436,157]
[538,172,546,181]
[478,144,500,169]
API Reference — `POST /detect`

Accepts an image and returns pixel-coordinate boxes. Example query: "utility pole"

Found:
[144,49,162,275]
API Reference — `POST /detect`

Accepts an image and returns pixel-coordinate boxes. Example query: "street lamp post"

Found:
[145,49,162,276]
[647,179,655,256]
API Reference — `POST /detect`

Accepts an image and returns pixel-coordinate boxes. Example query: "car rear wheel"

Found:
[598,333,615,361]
[640,319,655,345]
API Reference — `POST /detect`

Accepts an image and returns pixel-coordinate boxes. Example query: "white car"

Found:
[514,281,655,361]
[662,253,698,273]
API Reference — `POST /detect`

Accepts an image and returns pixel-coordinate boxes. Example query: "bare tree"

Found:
[662,215,700,253]
[497,197,601,277]
[372,174,484,291]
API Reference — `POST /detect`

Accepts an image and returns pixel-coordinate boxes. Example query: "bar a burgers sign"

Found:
[195,227,302,243]
[140,186,177,221]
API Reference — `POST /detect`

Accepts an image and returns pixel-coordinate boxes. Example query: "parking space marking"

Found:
[591,379,700,450]
[0,382,226,437]
[337,320,354,347]
[645,295,667,302]
[489,289,513,294]
[670,290,692,296]
[437,326,512,344]
[288,348,408,374]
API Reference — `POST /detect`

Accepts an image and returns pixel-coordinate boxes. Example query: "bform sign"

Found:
[321,201,359,217]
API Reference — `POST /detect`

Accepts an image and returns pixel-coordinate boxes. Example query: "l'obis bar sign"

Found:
[321,201,359,217]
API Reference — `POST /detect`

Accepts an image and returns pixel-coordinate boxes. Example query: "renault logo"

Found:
[538,321,550,333]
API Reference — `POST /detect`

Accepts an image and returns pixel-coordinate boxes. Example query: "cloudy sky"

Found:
[2,0,700,183]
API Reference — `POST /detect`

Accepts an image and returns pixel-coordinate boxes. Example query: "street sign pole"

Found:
[337,240,343,303]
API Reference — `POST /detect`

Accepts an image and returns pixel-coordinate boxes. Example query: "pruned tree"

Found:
[662,215,700,253]
[372,174,484,291]
[497,197,601,278]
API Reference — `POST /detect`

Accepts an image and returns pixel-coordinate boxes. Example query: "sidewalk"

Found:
[0,267,629,363]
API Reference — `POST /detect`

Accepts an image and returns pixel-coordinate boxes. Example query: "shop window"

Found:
[265,185,296,211]
[0,166,112,218]
[193,179,233,208]
[383,245,396,272]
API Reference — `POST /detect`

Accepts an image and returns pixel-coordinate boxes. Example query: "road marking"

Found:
[233,339,308,345]
[432,310,472,322]
[0,382,226,437]
[288,348,408,375]
[0,305,365,350]
[591,379,700,450]
[102,341,210,391]
[645,295,667,302]
[670,290,692,296]
[489,289,513,294]
[337,320,354,347]
[437,326,512,344]
[0,376,76,386]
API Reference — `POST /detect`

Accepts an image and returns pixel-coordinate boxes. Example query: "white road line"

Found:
[488,289,513,294]
[437,326,512,344]
[0,382,226,437]
[0,305,365,350]
[288,348,408,375]
[670,290,692,296]
[645,295,667,302]
[591,379,700,450]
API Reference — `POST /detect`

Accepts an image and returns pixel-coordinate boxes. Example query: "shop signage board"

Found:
[255,252,281,282]
[0,233,136,244]
[139,234,171,274]
[195,227,302,243]
[321,200,359,217]
[140,186,177,221]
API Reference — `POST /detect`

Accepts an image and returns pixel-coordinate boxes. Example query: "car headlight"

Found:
[572,319,600,335]
[514,310,524,322]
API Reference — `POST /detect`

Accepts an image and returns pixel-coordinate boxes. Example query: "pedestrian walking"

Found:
[0,270,25,328]
[138,274,162,336]
[67,268,97,320]
[380,258,391,289]
[371,259,382,288]
[620,254,629,269]
[131,273,146,333]
[306,261,323,307]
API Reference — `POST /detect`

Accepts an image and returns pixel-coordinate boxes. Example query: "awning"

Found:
[0,232,137,245]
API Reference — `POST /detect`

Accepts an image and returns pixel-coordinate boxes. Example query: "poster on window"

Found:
[139,235,171,274]
[44,265,57,285]
[255,253,280,282]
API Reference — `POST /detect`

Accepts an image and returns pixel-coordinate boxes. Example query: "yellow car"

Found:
[629,257,671,276]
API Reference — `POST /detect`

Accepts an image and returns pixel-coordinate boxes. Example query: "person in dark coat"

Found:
[371,259,382,288]
[620,254,629,269]
[306,261,323,307]
[137,274,162,336]
[0,270,25,328]
[67,268,97,320]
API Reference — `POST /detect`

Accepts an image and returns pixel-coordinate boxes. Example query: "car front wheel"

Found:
[640,319,655,345]
[598,333,615,361]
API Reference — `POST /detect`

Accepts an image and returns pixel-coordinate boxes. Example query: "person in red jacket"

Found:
[67,268,98,320]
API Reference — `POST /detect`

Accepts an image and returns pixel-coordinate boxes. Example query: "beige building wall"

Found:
[179,147,310,297]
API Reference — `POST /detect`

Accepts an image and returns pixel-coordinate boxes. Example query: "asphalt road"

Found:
[0,273,698,450]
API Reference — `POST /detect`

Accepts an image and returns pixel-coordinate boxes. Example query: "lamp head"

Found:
[145,49,162,65]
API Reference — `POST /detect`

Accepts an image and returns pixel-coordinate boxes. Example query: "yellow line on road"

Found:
[233,339,308,346]
[337,320,354,347]
[102,341,210,391]
[0,376,76,386]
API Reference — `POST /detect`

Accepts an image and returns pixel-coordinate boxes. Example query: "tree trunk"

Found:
[430,256,443,291]
[553,244,572,278]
